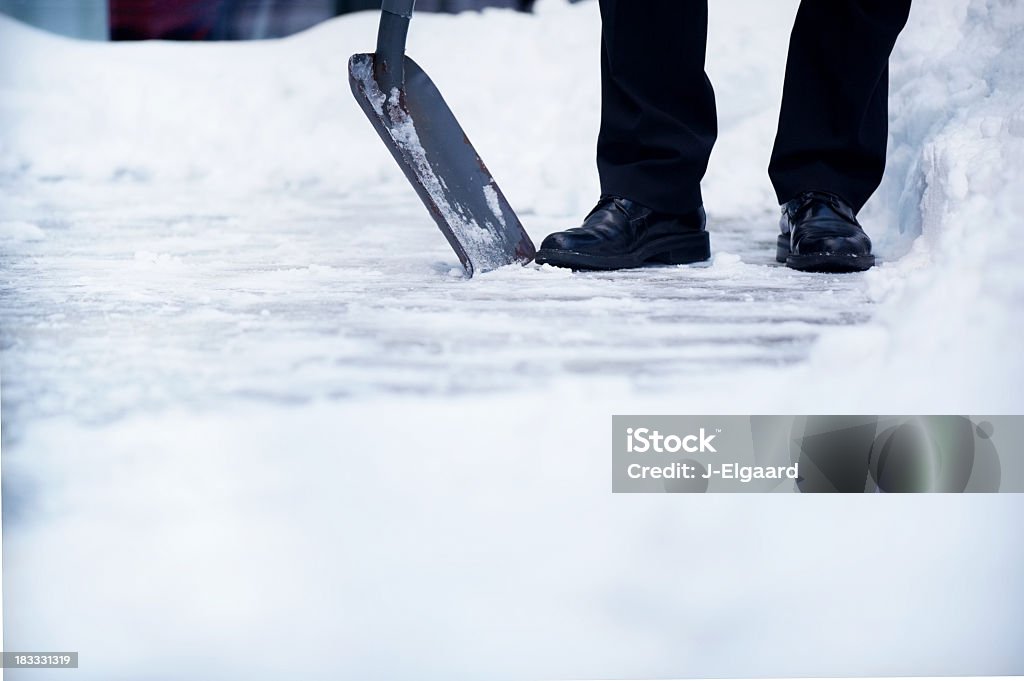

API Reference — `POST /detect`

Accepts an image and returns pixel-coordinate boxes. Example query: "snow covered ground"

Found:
[1,1,1022,679]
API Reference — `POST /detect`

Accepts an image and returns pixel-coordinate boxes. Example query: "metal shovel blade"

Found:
[349,53,535,276]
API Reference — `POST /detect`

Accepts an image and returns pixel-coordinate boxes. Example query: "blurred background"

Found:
[0,0,541,41]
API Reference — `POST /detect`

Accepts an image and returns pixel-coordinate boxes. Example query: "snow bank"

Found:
[0,2,601,216]
[806,0,1024,410]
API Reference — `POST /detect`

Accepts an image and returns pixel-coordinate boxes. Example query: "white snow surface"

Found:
[1,1,1023,679]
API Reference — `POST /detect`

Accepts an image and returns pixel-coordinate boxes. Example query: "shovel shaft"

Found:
[381,0,414,16]
[375,0,416,94]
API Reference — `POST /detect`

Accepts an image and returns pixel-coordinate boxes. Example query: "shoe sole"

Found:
[776,235,874,273]
[535,231,711,271]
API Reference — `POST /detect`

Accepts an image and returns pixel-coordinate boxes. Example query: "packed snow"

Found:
[1,1,1022,680]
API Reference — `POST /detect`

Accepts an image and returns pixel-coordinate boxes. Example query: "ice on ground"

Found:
[1,1,1022,679]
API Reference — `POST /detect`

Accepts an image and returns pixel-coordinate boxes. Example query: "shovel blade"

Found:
[349,53,535,276]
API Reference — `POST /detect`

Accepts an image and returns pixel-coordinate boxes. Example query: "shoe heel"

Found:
[776,234,790,263]
[649,232,711,265]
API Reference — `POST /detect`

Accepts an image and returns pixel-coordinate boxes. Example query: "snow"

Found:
[483,183,506,228]
[1,1,1023,679]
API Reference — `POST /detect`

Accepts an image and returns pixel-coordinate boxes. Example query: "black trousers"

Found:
[597,0,912,215]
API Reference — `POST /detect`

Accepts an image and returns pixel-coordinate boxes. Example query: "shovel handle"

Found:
[381,0,414,17]
[375,0,416,94]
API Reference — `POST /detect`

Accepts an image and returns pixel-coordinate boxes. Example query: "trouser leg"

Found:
[597,0,716,215]
[769,0,912,212]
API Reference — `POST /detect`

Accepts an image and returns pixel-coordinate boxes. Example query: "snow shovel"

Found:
[348,0,536,276]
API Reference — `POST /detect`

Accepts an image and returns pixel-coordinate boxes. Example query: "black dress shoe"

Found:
[777,191,875,272]
[535,196,710,270]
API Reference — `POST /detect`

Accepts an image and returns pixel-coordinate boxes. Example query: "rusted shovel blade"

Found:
[349,53,535,276]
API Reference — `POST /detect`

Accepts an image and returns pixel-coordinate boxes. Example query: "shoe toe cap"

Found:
[540,230,586,252]
[794,229,871,257]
